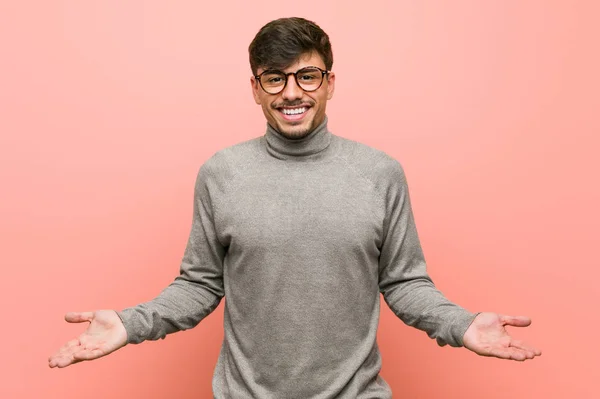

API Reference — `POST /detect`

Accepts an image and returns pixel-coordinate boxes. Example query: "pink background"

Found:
[1,1,598,398]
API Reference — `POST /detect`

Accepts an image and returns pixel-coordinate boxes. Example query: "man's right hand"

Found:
[48,310,128,368]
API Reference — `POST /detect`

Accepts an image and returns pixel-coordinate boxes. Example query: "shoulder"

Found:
[200,136,262,180]
[334,135,407,187]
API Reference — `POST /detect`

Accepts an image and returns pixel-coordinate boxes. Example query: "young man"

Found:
[49,17,541,398]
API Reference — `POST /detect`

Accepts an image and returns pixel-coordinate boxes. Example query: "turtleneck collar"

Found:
[264,116,332,160]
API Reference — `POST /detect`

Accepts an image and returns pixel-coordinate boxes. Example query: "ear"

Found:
[250,76,262,105]
[326,71,335,100]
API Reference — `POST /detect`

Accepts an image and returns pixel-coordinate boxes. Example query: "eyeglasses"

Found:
[255,66,330,95]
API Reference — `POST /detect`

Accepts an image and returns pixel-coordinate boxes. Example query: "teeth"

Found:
[282,107,307,115]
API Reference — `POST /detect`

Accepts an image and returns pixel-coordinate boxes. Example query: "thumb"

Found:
[64,311,95,323]
[500,315,532,327]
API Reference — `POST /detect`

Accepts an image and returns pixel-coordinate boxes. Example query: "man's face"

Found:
[251,52,335,140]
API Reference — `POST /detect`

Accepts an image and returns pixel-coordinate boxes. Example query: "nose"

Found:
[281,73,303,101]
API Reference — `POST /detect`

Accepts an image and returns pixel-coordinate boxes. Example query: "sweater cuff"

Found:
[449,310,480,347]
[116,307,147,345]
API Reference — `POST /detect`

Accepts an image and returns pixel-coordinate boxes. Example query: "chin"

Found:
[278,125,313,140]
[276,119,315,139]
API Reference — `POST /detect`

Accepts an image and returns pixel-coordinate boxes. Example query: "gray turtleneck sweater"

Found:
[117,117,477,398]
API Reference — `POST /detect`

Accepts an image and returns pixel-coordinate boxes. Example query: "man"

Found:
[49,17,541,398]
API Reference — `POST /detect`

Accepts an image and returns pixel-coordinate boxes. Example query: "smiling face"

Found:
[251,51,335,140]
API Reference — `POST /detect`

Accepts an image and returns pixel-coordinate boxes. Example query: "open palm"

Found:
[48,310,128,368]
[463,312,541,361]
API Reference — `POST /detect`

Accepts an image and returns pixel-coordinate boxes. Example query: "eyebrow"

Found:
[260,66,323,74]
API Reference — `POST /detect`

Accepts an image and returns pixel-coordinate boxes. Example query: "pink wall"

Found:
[1,1,598,398]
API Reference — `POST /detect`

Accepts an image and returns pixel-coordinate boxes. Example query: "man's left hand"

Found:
[462,312,542,361]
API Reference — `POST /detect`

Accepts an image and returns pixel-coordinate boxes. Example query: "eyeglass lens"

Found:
[260,68,323,94]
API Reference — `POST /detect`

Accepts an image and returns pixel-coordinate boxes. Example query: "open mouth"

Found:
[278,106,310,121]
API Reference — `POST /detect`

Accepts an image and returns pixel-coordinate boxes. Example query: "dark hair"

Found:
[248,17,333,75]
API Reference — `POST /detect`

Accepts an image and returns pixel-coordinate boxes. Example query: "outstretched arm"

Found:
[378,161,541,360]
[113,159,228,344]
[378,160,476,347]
[49,158,228,367]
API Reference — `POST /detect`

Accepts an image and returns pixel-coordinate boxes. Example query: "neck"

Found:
[264,116,332,160]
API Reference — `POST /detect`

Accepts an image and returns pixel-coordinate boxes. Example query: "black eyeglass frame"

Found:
[254,66,330,94]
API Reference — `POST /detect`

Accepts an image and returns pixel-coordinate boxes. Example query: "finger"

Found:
[73,348,104,361]
[48,355,61,368]
[509,348,534,361]
[48,338,80,362]
[500,315,532,327]
[49,352,78,368]
[55,355,79,368]
[487,347,513,360]
[510,339,542,356]
[49,355,72,368]
[489,347,529,361]
[50,344,103,368]
[65,312,95,323]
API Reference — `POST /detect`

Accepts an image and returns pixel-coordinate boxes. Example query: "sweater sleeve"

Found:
[116,162,226,344]
[377,160,477,347]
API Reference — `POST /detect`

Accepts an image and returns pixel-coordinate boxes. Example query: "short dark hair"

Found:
[248,17,333,75]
